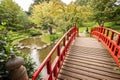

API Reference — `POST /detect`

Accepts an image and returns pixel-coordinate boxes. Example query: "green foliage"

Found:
[0,24,36,79]
[50,33,63,42]
[17,54,36,78]
[0,24,14,79]
[74,0,90,6]
[41,35,51,43]
[41,33,63,43]
[74,0,120,26]
[90,0,117,23]
[33,0,50,4]
[104,22,120,32]
[28,28,42,36]
[30,0,92,33]
[0,0,31,31]
[113,5,120,24]
[0,0,20,28]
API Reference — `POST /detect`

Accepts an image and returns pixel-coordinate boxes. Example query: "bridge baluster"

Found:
[110,32,114,40]
[47,60,52,80]
[57,45,60,68]
[63,37,66,46]
[116,34,120,45]
[91,26,120,67]
[106,29,109,37]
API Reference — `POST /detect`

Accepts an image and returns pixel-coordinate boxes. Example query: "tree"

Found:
[30,1,65,34]
[0,23,36,79]
[90,0,117,24]
[17,11,32,30]
[28,0,50,14]
[0,0,21,29]
[33,0,50,4]
[74,0,90,6]
[112,4,120,24]
[0,0,31,31]
[30,0,93,33]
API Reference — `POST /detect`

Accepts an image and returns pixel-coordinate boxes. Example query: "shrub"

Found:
[50,33,63,42]
[28,29,42,36]
[0,24,36,79]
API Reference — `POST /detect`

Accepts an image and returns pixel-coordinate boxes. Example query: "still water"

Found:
[17,37,55,77]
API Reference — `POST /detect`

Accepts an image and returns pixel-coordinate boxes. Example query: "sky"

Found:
[13,0,76,11]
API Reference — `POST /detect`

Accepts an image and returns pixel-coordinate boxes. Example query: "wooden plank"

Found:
[59,69,98,80]
[66,54,116,65]
[69,46,111,57]
[57,74,79,80]
[69,48,111,57]
[57,37,120,80]
[60,66,119,80]
[62,63,120,79]
[64,57,115,69]
[64,60,119,74]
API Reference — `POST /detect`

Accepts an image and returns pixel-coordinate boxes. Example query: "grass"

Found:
[86,33,90,37]
[10,21,120,45]
[104,22,120,32]
[78,21,98,37]
[41,34,51,43]
[78,21,98,33]
[78,21,120,37]
[79,21,120,35]
[8,32,29,45]
[41,33,63,44]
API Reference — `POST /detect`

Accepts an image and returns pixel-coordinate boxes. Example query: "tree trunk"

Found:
[48,26,52,35]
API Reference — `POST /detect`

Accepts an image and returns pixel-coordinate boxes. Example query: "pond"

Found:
[17,36,55,77]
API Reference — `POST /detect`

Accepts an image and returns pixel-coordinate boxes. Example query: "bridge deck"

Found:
[57,37,120,80]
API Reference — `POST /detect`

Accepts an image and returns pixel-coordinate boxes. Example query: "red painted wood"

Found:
[91,26,120,67]
[32,26,78,80]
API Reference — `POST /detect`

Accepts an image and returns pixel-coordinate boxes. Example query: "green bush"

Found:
[50,33,63,42]
[41,33,63,43]
[17,54,36,78]
[0,24,36,80]
[28,29,42,36]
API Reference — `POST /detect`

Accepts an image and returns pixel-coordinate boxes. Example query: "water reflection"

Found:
[38,44,55,62]
[18,36,55,77]
[31,49,40,68]
[19,37,46,47]
[18,37,55,62]
[30,48,47,77]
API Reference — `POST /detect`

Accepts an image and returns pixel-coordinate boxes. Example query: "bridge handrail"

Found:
[32,26,78,80]
[90,26,120,67]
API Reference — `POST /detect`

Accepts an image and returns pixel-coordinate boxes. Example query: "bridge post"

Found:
[116,34,120,45]
[98,25,103,41]
[57,45,60,68]
[74,23,79,37]
[106,30,109,37]
[47,60,52,80]
[110,32,114,40]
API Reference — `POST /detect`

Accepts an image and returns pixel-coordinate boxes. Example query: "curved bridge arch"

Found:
[91,26,120,67]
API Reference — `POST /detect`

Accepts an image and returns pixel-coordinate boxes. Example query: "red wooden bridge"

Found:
[32,25,120,80]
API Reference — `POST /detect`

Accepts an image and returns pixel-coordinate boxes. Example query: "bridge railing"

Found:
[32,26,78,80]
[90,26,120,67]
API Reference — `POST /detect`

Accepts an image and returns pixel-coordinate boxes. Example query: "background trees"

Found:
[33,0,50,5]
[91,0,117,24]
[75,0,90,6]
[74,0,120,25]
[0,0,120,79]
[0,0,35,79]
[30,0,92,33]
[0,0,31,31]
